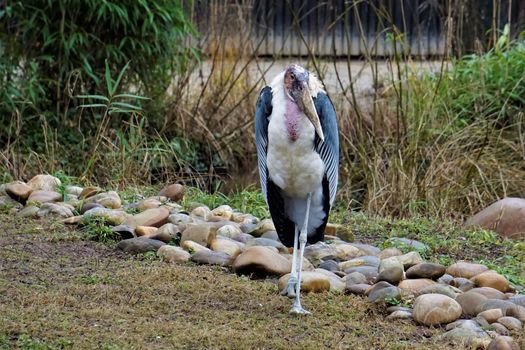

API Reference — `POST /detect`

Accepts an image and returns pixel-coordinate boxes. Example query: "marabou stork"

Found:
[255,64,339,314]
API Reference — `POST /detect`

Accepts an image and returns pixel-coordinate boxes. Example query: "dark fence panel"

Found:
[193,0,525,58]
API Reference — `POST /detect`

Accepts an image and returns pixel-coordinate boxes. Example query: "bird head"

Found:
[284,64,324,141]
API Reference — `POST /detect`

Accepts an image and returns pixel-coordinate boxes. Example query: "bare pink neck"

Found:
[285,99,301,142]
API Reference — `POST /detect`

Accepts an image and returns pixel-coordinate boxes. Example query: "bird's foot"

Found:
[280,276,297,298]
[289,304,311,315]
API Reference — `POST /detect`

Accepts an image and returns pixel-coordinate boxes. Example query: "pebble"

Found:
[5,181,32,203]
[386,310,413,321]
[191,250,233,266]
[260,230,279,241]
[28,190,62,204]
[190,206,210,220]
[333,243,363,260]
[62,215,82,224]
[136,198,162,211]
[470,287,508,300]
[150,223,180,243]
[116,237,165,254]
[437,274,454,285]
[250,218,275,237]
[278,271,331,293]
[378,247,403,260]
[157,245,190,263]
[135,226,158,237]
[477,299,516,314]
[37,202,74,218]
[26,174,61,192]
[16,205,40,218]
[471,270,510,292]
[245,237,288,253]
[313,268,345,292]
[446,262,489,278]
[509,295,525,307]
[412,293,462,325]
[477,308,504,323]
[210,238,242,258]
[445,319,484,332]
[85,191,121,209]
[0,196,23,209]
[233,246,291,277]
[456,291,488,316]
[83,207,129,225]
[304,242,337,265]
[124,207,170,228]
[208,205,234,221]
[348,243,380,256]
[159,184,185,202]
[66,185,83,196]
[405,262,446,280]
[339,256,380,270]
[180,224,216,247]
[491,323,510,336]
[397,278,436,296]
[496,316,522,331]
[318,260,340,273]
[440,327,491,348]
[418,284,460,299]
[168,213,193,226]
[377,257,404,284]
[487,336,520,350]
[392,251,423,268]
[79,186,102,199]
[367,282,401,303]
[112,225,135,240]
[344,283,371,295]
[181,240,210,253]
[344,271,368,286]
[451,277,476,291]
[342,266,378,282]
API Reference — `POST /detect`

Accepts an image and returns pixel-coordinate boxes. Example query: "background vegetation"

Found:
[1,0,525,220]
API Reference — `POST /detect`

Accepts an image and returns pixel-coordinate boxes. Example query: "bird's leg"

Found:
[281,226,299,297]
[290,192,311,315]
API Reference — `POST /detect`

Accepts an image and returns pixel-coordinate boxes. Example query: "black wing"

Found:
[255,86,296,247]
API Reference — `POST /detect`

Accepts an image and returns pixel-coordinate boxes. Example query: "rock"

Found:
[116,237,165,254]
[157,245,190,263]
[168,213,193,225]
[79,186,102,199]
[339,256,380,270]
[333,243,363,260]
[405,263,446,280]
[0,195,22,209]
[159,184,185,202]
[124,207,170,228]
[208,205,233,221]
[413,294,462,325]
[487,336,520,350]
[83,207,129,226]
[210,238,242,258]
[392,251,424,268]
[250,219,275,237]
[180,224,216,247]
[497,316,522,331]
[144,223,179,243]
[181,240,210,253]
[16,205,40,218]
[441,328,491,349]
[79,202,103,214]
[491,323,510,336]
[506,304,525,321]
[438,274,454,285]
[446,262,489,279]
[471,271,510,292]
[367,282,401,303]
[245,237,288,253]
[343,266,378,282]
[325,224,354,242]
[456,291,488,316]
[318,260,340,273]
[284,255,314,271]
[66,185,83,196]
[344,272,368,286]
[419,284,460,299]
[378,247,403,260]
[190,206,210,220]
[233,246,291,277]
[37,203,74,218]
[232,233,255,244]
[261,230,279,241]
[85,191,121,209]
[5,181,32,203]
[478,308,504,323]
[386,310,413,321]
[385,237,429,252]
[278,271,331,293]
[62,215,83,224]
[445,319,484,332]
[112,225,135,240]
[216,224,242,239]
[466,197,525,239]
[348,243,381,256]
[469,287,508,300]
[398,279,436,296]
[313,268,345,292]
[191,250,233,266]
[477,299,517,314]
[451,277,476,292]
[136,198,162,211]
[231,212,259,224]
[28,190,62,204]
[345,283,371,295]
[377,257,404,284]
[304,242,337,265]
[135,226,158,237]
[509,295,525,307]
[27,174,61,192]
[324,223,338,235]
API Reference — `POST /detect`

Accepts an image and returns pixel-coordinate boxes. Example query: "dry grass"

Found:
[0,213,464,350]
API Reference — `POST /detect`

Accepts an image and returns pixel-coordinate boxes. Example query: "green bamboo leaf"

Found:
[110,102,142,110]
[76,95,110,102]
[105,59,114,96]
[113,61,131,92]
[113,93,150,100]
[79,103,108,108]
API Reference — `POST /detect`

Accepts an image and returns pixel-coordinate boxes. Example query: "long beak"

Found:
[300,86,324,142]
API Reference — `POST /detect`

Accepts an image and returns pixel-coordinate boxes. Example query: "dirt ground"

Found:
[0,214,491,349]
